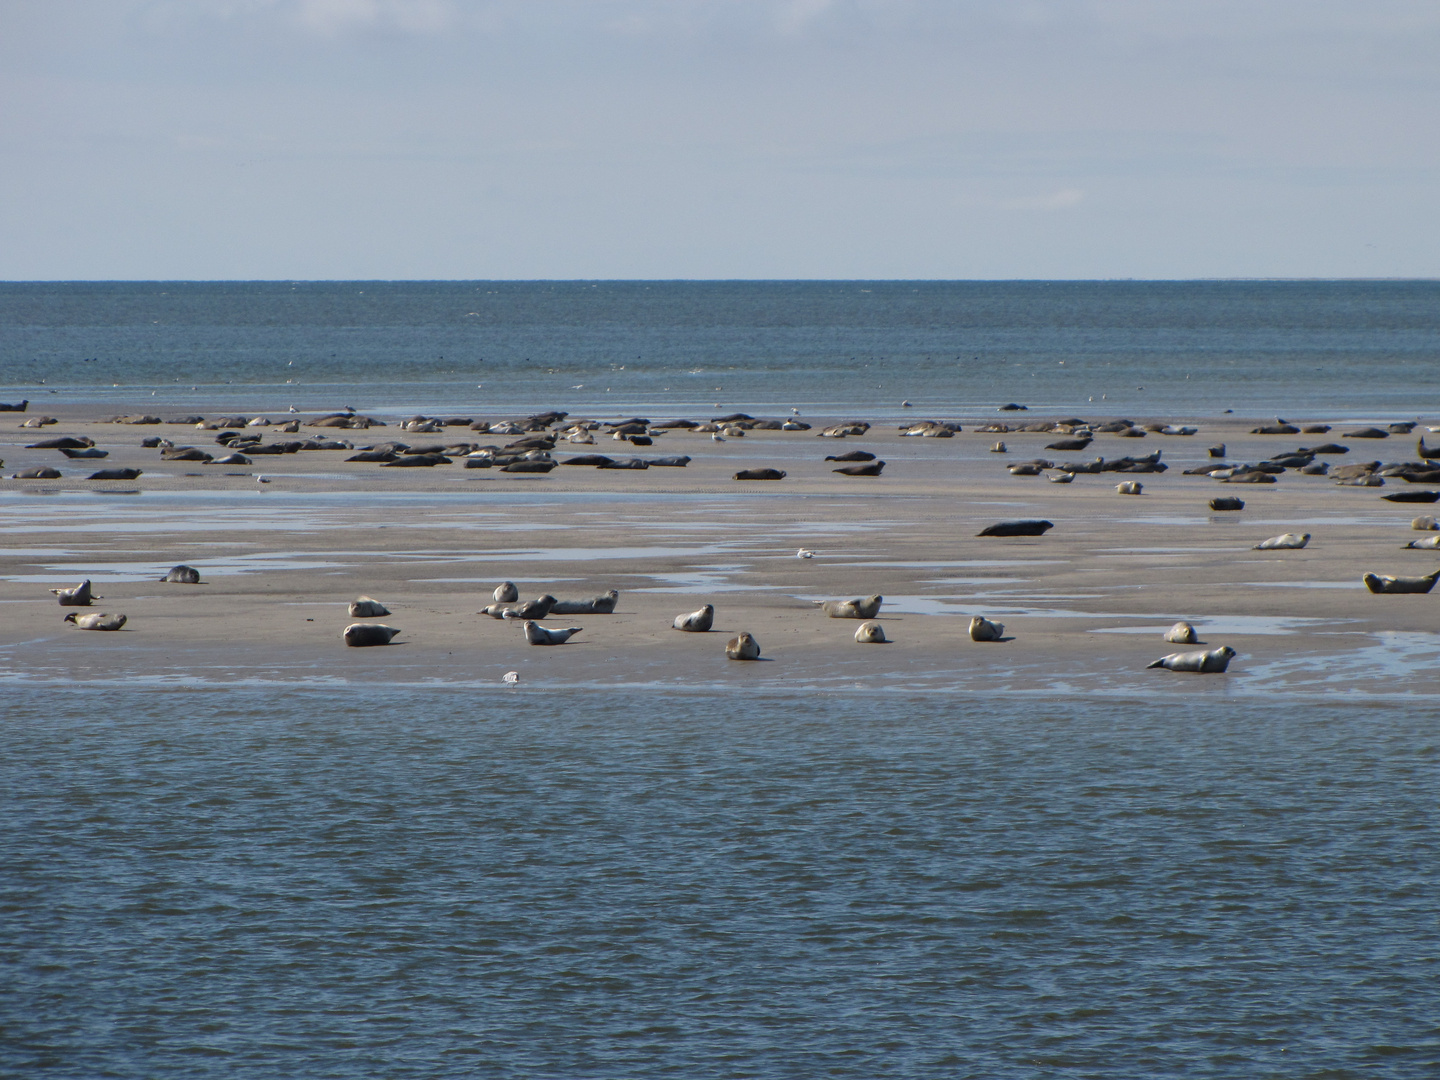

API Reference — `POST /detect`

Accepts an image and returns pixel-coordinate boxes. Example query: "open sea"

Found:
[2,281,1439,1077]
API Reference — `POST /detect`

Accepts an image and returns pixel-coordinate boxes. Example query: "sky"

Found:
[1,0,1438,280]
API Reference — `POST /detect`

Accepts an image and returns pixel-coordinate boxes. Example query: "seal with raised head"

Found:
[673,604,714,632]
[726,631,761,660]
[343,623,401,646]
[50,580,97,606]
[1148,646,1237,673]
[1254,533,1310,550]
[523,620,582,645]
[550,590,619,615]
[493,581,519,603]
[1165,621,1198,644]
[64,612,127,631]
[349,596,391,617]
[978,520,1053,537]
[969,616,1005,642]
[1363,570,1440,594]
[821,595,883,619]
[854,620,887,643]
[161,565,202,584]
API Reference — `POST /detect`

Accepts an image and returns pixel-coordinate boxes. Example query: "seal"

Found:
[88,468,143,481]
[551,590,619,615]
[1148,646,1237,673]
[725,631,761,660]
[969,616,1005,642]
[734,468,786,480]
[1363,570,1440,594]
[160,565,202,584]
[821,595,883,619]
[482,595,557,620]
[990,442,1007,453]
[349,596,391,617]
[1115,480,1143,495]
[523,620,582,645]
[1254,533,1310,550]
[1404,535,1440,549]
[1048,473,1074,484]
[833,461,885,476]
[63,612,126,631]
[673,604,715,632]
[493,581,519,603]
[1382,491,1440,504]
[854,620,887,643]
[12,467,63,479]
[977,520,1053,537]
[825,450,876,462]
[1165,621,1198,644]
[343,623,401,646]
[1413,516,1439,531]
[50,580,97,606]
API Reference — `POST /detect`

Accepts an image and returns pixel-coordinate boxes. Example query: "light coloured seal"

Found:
[349,596,391,617]
[493,581,519,603]
[160,565,202,584]
[1254,533,1310,550]
[550,590,619,615]
[64,612,127,631]
[673,604,715,632]
[854,620,888,643]
[1148,646,1237,672]
[1115,480,1143,495]
[1404,535,1440,549]
[50,580,98,606]
[523,620,582,645]
[726,631,761,660]
[969,616,1005,642]
[1363,570,1440,594]
[343,623,401,646]
[1413,516,1439,531]
[821,595,883,619]
[1164,621,1199,644]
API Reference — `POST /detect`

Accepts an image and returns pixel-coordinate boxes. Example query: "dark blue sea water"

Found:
[3,280,1439,420]
[2,688,1437,1078]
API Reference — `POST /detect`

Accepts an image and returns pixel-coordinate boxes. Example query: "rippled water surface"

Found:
[3,688,1437,1078]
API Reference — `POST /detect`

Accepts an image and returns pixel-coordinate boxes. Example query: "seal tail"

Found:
[1146,659,1166,669]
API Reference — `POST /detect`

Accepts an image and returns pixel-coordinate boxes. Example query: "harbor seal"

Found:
[1413,516,1439,531]
[990,442,1007,453]
[1254,533,1310,550]
[821,595,883,619]
[550,590,619,615]
[493,581,519,603]
[1115,480,1143,495]
[1382,491,1440,504]
[63,612,127,631]
[969,616,1005,642]
[977,520,1053,537]
[854,620,888,643]
[673,604,715,632]
[1164,621,1199,644]
[833,461,885,476]
[726,631,761,660]
[734,468,786,480]
[50,580,98,606]
[88,468,143,481]
[12,467,62,479]
[1148,646,1237,673]
[1404,535,1440,549]
[343,623,401,646]
[160,565,202,584]
[349,596,391,617]
[482,595,557,620]
[1362,570,1440,594]
[523,620,582,645]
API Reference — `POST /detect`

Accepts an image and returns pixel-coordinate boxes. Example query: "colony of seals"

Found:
[343,623,401,646]
[726,632,761,660]
[1148,646,1237,673]
[64,612,127,631]
[673,604,715,632]
[821,595,883,619]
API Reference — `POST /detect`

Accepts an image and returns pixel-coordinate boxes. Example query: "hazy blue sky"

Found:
[2,0,1437,279]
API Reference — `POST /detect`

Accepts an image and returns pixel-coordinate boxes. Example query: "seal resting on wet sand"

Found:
[969,616,1005,642]
[523,620,582,645]
[821,595,883,619]
[1413,516,1439,531]
[550,590,619,614]
[734,468,786,480]
[726,631,761,660]
[1404,535,1440,549]
[673,604,714,632]
[50,580,98,606]
[1148,646,1237,672]
[854,620,888,643]
[349,596,390,617]
[482,595,557,619]
[493,581,519,603]
[1254,533,1310,550]
[1209,497,1245,511]
[1164,621,1199,644]
[160,565,202,583]
[343,623,401,646]
[1115,480,1143,495]
[977,520,1053,537]
[1363,570,1440,594]
[64,612,127,630]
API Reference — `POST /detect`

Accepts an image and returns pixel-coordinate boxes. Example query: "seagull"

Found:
[712,433,725,442]
[288,405,298,413]
[502,670,519,684]
[797,548,815,559]
[256,475,270,485]
[791,408,801,415]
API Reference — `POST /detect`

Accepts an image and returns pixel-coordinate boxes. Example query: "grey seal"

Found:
[969,616,1005,642]
[160,565,202,584]
[523,620,582,645]
[64,612,127,631]
[821,595,883,619]
[1148,646,1237,673]
[978,520,1053,537]
[1363,570,1440,594]
[349,596,391,617]
[1164,621,1199,644]
[50,580,98,606]
[854,620,888,643]
[726,631,761,660]
[343,623,401,646]
[1254,533,1310,550]
[673,604,715,632]
[550,590,619,615]
[493,581,519,603]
